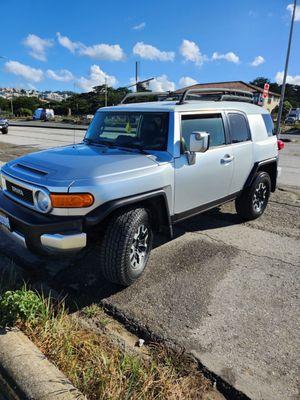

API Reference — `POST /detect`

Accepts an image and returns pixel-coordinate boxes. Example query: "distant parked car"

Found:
[0,118,8,134]
[33,108,55,121]
[285,108,300,124]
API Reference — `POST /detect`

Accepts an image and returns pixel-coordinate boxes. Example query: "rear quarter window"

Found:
[228,113,251,143]
[262,114,275,136]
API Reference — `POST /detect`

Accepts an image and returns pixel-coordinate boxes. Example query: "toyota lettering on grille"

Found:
[11,185,24,197]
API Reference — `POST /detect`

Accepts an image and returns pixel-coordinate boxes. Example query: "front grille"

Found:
[6,180,34,204]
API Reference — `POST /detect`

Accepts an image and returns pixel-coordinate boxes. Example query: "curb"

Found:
[0,328,85,400]
[9,122,87,131]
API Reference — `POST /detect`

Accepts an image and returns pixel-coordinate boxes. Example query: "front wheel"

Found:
[235,171,271,221]
[100,207,153,286]
[2,127,8,134]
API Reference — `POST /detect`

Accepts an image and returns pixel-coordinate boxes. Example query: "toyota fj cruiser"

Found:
[0,89,283,286]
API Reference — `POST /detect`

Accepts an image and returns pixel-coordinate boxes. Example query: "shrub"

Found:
[18,108,33,117]
[0,288,50,327]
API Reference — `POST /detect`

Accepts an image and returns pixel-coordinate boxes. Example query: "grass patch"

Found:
[0,286,211,399]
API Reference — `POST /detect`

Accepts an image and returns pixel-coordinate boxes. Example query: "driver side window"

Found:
[181,114,226,151]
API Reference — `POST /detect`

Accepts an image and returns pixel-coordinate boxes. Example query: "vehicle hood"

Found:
[3,144,160,187]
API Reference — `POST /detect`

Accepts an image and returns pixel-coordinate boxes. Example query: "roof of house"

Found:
[102,100,269,115]
[175,81,281,97]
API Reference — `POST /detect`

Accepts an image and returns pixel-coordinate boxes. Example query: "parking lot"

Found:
[0,126,299,399]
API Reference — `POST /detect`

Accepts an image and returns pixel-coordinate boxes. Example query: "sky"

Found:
[0,0,299,93]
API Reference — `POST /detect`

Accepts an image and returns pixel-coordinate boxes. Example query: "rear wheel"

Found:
[2,127,8,134]
[235,171,271,221]
[100,207,153,286]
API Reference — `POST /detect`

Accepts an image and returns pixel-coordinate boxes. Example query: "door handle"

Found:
[221,154,234,163]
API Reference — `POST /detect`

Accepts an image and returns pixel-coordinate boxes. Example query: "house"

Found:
[176,81,280,112]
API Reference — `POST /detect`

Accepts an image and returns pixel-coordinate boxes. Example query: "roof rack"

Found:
[119,88,254,105]
[177,88,254,104]
[120,91,180,104]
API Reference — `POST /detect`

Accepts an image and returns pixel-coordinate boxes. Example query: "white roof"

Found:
[100,100,269,115]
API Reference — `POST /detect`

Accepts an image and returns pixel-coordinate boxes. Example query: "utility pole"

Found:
[135,61,140,91]
[10,96,14,116]
[104,77,108,107]
[276,0,297,135]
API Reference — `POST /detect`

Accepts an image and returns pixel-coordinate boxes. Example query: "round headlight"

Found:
[36,190,51,212]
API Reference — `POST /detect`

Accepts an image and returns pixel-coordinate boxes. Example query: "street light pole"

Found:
[104,77,108,107]
[276,0,297,135]
[10,96,14,116]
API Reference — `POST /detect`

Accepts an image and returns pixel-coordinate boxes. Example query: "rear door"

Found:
[226,112,253,193]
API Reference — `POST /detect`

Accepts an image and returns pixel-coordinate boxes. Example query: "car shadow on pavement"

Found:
[0,204,242,311]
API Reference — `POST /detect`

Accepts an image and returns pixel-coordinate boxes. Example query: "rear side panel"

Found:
[247,114,278,162]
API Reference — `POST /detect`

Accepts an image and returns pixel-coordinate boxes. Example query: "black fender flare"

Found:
[243,157,278,192]
[84,189,173,237]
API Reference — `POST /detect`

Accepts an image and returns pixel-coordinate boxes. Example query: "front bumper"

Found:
[0,191,86,253]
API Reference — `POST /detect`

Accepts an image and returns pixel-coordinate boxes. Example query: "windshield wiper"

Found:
[126,144,149,154]
[83,138,112,148]
[84,138,149,154]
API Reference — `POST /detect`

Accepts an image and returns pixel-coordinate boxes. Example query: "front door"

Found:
[174,112,234,217]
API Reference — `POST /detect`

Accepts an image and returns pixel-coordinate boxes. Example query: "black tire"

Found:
[2,128,8,134]
[100,207,153,286]
[235,171,271,221]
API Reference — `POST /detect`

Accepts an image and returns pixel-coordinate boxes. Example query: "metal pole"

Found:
[135,61,140,91]
[104,77,108,107]
[10,96,13,116]
[276,0,297,135]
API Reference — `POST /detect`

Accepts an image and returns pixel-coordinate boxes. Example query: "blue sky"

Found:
[1,0,299,92]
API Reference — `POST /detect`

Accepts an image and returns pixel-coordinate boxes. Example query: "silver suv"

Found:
[0,89,282,286]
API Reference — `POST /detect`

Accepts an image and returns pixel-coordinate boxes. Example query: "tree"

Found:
[0,97,10,113]
[18,108,32,117]
[271,100,292,120]
[249,77,270,88]
[12,96,43,114]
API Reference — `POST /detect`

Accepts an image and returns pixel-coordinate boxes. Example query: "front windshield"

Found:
[85,111,169,151]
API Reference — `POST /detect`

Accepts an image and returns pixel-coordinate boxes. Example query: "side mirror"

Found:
[189,131,210,153]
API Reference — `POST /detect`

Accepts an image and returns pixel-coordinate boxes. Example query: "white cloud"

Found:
[27,83,37,90]
[179,39,206,66]
[212,51,240,64]
[47,69,74,82]
[133,42,175,61]
[56,32,80,53]
[251,55,265,67]
[4,60,44,82]
[148,75,175,92]
[275,71,300,85]
[179,76,198,87]
[23,34,53,61]
[56,32,125,61]
[79,44,125,61]
[76,65,117,92]
[287,3,300,21]
[248,10,257,17]
[133,22,146,30]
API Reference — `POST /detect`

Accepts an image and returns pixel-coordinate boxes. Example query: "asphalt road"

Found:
[0,126,299,188]
[0,125,86,149]
[0,126,299,399]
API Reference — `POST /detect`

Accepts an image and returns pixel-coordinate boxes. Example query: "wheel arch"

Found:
[85,189,173,237]
[244,157,278,192]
